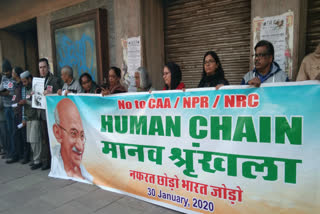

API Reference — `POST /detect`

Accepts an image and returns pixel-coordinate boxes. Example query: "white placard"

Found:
[32,77,46,109]
[127,36,141,92]
[260,15,287,71]
[17,123,23,129]
[253,11,294,78]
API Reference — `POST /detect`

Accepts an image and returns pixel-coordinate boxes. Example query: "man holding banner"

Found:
[241,40,289,86]
[38,58,63,170]
[49,98,93,183]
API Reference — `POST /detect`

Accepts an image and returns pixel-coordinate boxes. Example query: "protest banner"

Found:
[46,82,320,214]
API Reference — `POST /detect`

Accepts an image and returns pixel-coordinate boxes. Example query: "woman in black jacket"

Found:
[198,51,229,88]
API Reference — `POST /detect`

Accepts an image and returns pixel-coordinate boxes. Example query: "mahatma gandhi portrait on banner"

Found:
[49,98,93,183]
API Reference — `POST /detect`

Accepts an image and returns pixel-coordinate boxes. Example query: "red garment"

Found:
[163,82,185,90]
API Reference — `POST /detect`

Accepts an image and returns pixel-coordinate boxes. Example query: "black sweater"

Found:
[198,73,229,88]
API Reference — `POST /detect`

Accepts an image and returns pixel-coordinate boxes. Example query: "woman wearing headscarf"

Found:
[198,51,229,89]
[162,62,185,90]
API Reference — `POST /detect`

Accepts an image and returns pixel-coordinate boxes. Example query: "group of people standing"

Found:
[0,39,318,171]
[162,40,288,91]
[0,58,61,170]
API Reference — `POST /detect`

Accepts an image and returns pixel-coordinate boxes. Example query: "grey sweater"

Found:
[241,62,289,85]
[62,79,83,94]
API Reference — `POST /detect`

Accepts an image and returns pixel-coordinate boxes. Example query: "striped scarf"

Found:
[21,86,26,120]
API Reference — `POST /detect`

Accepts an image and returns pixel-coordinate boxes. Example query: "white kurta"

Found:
[49,145,93,184]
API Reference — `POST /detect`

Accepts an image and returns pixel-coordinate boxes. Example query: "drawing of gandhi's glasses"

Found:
[57,124,86,142]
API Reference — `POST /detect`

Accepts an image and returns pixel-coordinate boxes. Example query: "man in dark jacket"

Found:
[38,58,63,170]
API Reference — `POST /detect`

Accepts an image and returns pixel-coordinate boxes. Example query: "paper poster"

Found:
[260,15,287,70]
[32,77,46,109]
[127,36,141,92]
[121,38,130,90]
[253,11,294,78]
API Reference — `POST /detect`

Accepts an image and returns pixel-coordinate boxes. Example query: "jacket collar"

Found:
[253,61,281,77]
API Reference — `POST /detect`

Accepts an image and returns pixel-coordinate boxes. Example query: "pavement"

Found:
[0,158,181,214]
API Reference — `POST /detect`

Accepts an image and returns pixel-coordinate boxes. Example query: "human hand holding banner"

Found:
[46,82,320,214]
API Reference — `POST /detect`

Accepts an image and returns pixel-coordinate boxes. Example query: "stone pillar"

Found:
[141,0,165,90]
[37,14,53,72]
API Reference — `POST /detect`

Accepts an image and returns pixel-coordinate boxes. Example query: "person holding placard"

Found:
[19,71,42,170]
[38,58,63,170]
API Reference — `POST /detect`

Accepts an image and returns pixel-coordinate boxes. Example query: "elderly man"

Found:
[19,71,42,170]
[50,98,93,183]
[38,58,63,170]
[241,40,289,87]
[57,66,83,95]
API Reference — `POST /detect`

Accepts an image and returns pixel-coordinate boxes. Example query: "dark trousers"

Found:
[40,120,51,164]
[13,123,30,160]
[4,107,15,158]
[0,121,8,153]
[23,136,31,161]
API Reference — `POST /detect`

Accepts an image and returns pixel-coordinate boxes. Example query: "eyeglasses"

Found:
[57,124,86,142]
[204,59,216,65]
[253,53,269,58]
[163,72,170,76]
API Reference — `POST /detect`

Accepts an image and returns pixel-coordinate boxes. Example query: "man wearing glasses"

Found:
[50,98,93,183]
[241,40,289,87]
